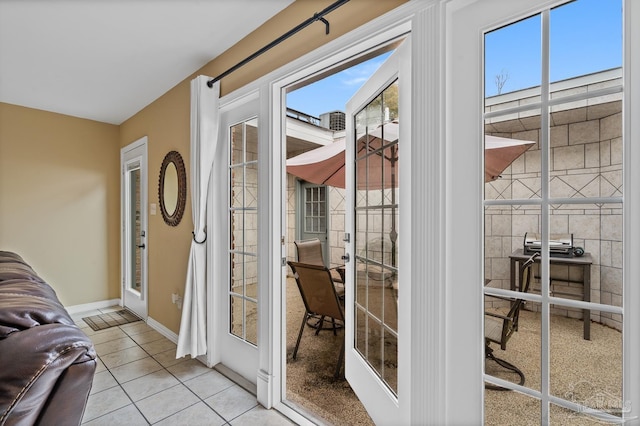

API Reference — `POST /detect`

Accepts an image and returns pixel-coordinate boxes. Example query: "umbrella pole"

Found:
[390,146,397,268]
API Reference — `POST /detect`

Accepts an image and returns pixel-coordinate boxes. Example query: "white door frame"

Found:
[121,136,148,320]
[261,4,441,424]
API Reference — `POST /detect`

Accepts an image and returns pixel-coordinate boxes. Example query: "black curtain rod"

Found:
[207,0,350,88]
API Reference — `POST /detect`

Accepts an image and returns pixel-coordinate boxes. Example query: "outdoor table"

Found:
[509,248,593,340]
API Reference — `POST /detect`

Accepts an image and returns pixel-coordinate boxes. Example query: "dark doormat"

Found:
[83,309,142,331]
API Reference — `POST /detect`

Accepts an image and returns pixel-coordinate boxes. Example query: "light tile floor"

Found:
[71,307,294,425]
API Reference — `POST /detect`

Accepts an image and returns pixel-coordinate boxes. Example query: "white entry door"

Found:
[344,39,410,425]
[121,137,148,319]
[210,96,259,382]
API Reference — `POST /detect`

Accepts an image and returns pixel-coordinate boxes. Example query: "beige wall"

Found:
[119,81,192,334]
[0,102,120,305]
[120,0,406,334]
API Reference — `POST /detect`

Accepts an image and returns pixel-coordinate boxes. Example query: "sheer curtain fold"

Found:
[176,76,219,359]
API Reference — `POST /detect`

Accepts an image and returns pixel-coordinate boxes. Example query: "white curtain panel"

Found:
[176,76,219,358]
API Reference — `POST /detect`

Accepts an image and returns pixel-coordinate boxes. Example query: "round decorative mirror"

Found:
[158,150,186,226]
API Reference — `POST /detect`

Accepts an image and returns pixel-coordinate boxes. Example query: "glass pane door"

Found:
[121,138,147,320]
[354,82,399,396]
[229,118,259,346]
[345,39,409,425]
[483,1,624,423]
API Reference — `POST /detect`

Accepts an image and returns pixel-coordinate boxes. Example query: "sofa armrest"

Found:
[0,324,96,425]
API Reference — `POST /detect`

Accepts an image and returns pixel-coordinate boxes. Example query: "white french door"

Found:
[210,95,259,383]
[448,0,640,423]
[121,137,148,319]
[344,38,410,425]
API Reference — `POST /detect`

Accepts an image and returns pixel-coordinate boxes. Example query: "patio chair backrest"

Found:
[288,261,344,322]
[294,239,325,267]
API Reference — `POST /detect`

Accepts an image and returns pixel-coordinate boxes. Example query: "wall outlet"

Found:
[171,292,183,309]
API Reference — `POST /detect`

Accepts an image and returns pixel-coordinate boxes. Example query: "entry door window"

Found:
[127,166,142,292]
[229,118,258,346]
[483,1,623,423]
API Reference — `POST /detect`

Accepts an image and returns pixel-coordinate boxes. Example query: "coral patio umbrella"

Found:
[287,120,398,190]
[484,135,536,182]
[286,136,349,188]
[286,123,534,187]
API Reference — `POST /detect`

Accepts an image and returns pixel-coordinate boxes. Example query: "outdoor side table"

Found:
[509,248,593,340]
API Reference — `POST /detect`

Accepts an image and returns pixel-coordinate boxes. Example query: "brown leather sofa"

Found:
[0,251,96,426]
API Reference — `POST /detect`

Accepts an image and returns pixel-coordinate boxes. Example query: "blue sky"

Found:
[286,52,391,118]
[288,0,621,115]
[485,0,622,96]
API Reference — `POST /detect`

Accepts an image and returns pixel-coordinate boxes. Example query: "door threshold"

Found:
[281,398,334,426]
[214,363,257,396]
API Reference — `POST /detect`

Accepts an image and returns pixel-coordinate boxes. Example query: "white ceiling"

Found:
[0,0,294,124]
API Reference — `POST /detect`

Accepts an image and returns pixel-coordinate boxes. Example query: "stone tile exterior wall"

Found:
[287,179,398,275]
[484,96,623,330]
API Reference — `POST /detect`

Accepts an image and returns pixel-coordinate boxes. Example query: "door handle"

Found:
[137,244,146,249]
[341,254,350,263]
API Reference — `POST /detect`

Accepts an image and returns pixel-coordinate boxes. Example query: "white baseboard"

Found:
[147,316,178,344]
[65,298,121,315]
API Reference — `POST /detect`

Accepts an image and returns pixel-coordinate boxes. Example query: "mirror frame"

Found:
[158,150,187,227]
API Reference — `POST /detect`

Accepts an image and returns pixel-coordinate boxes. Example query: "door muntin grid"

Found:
[353,80,399,396]
[229,119,258,346]
[482,1,623,422]
[304,186,327,234]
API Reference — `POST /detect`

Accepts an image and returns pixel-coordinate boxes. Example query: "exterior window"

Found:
[483,1,624,423]
[229,118,259,346]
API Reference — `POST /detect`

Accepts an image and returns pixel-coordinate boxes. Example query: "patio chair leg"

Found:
[315,316,326,335]
[485,346,525,390]
[293,313,308,360]
[331,318,337,336]
[334,339,345,379]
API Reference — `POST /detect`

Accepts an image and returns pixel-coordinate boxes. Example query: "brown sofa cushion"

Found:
[0,251,96,425]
